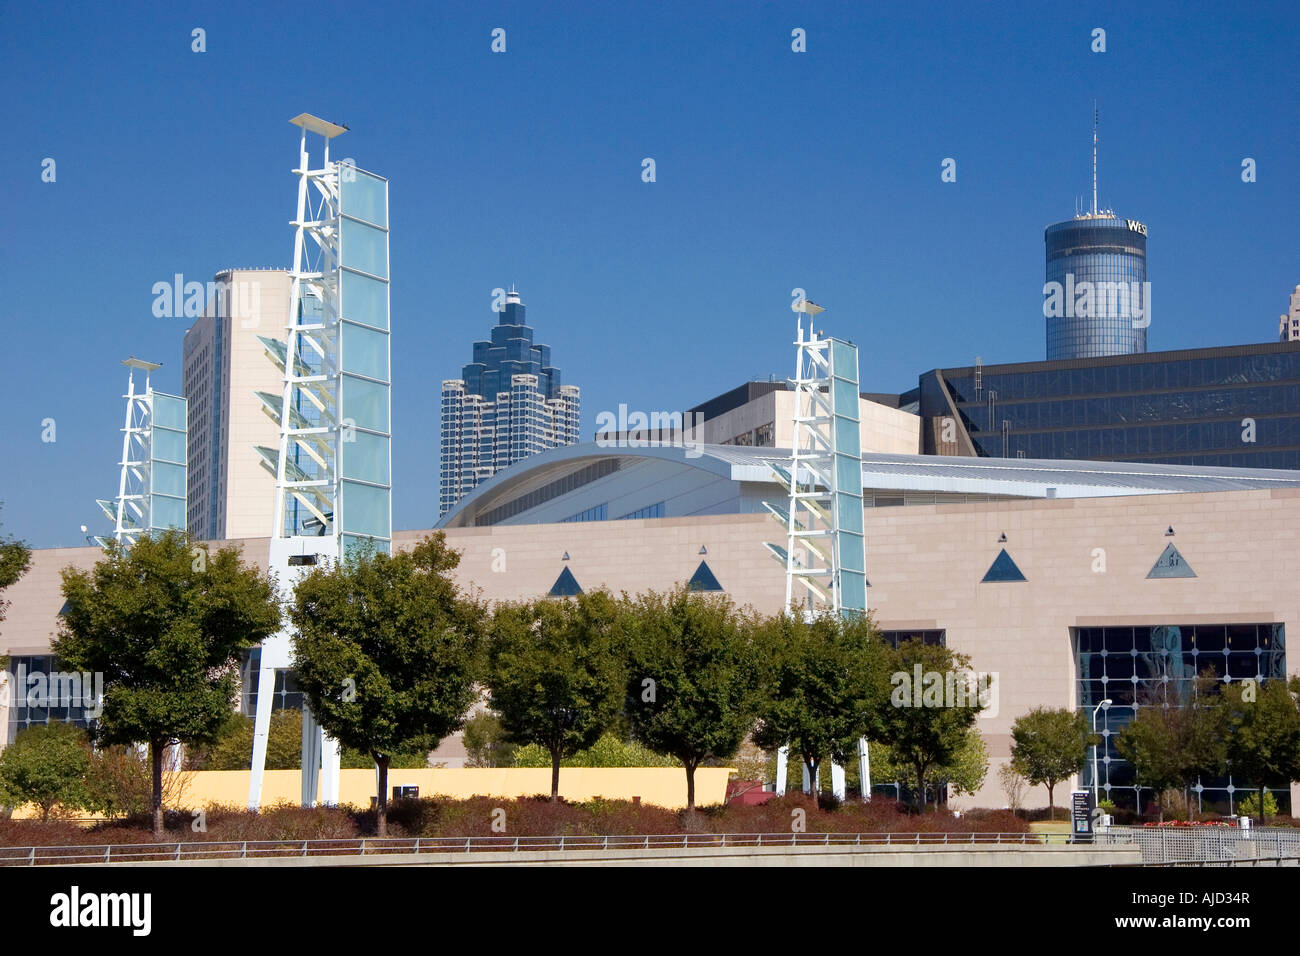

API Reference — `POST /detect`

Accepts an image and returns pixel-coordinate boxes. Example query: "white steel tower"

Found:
[94,358,188,547]
[762,298,869,799]
[248,114,392,810]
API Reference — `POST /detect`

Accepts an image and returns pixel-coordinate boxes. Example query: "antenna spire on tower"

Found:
[1092,101,1098,216]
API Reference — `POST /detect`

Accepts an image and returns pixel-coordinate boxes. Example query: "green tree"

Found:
[0,723,91,820]
[0,503,32,626]
[622,588,767,809]
[1220,676,1300,824]
[189,711,303,771]
[54,530,280,834]
[1009,706,1094,821]
[488,591,626,801]
[868,726,988,803]
[878,640,986,809]
[289,533,482,837]
[752,610,887,799]
[1114,682,1226,822]
[462,711,516,768]
[511,732,678,768]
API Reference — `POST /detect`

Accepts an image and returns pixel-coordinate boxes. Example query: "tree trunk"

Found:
[915,763,928,810]
[550,747,561,802]
[1046,782,1055,822]
[1259,786,1266,825]
[685,761,697,811]
[804,757,818,799]
[376,755,390,838]
[151,738,164,836]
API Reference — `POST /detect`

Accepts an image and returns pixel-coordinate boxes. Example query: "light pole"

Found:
[1091,699,1112,809]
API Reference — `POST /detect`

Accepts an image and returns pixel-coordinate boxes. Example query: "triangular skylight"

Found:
[687,561,723,592]
[548,566,583,597]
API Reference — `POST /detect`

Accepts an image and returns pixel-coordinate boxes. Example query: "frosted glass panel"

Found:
[152,461,186,498]
[837,495,863,534]
[152,428,186,464]
[152,394,187,430]
[834,416,861,457]
[341,270,388,330]
[342,430,390,484]
[341,374,389,432]
[839,572,867,611]
[342,480,390,538]
[151,495,186,530]
[832,379,858,419]
[831,341,858,381]
[342,322,388,381]
[339,168,387,228]
[340,218,388,279]
[836,454,862,493]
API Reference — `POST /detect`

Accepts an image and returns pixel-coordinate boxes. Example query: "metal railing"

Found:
[1097,825,1300,865]
[0,830,1077,865]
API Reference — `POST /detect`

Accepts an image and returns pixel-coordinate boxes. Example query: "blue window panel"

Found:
[152,393,187,430]
[837,495,863,534]
[836,454,862,494]
[342,321,389,381]
[1147,543,1196,579]
[832,378,858,419]
[151,461,186,498]
[341,430,390,485]
[838,571,867,613]
[341,374,389,433]
[831,340,858,382]
[549,566,582,597]
[339,168,388,228]
[834,415,861,458]
[152,427,186,464]
[342,533,390,561]
[150,495,186,531]
[838,530,865,572]
[687,561,723,592]
[341,480,390,538]
[341,270,388,330]
[982,548,1027,583]
[340,218,388,279]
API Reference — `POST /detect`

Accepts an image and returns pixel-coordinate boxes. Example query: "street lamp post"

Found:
[1091,699,1112,810]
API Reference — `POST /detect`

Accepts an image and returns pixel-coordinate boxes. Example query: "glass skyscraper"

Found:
[1045,213,1148,360]
[440,290,580,515]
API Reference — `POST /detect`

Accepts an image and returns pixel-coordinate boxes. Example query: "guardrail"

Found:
[0,830,1076,865]
[1097,825,1300,865]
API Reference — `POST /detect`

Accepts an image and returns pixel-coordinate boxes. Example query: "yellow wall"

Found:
[167,767,734,811]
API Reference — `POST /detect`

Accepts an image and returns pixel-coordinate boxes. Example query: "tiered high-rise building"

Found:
[440,289,579,515]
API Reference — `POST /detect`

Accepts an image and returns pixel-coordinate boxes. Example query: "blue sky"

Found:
[2,0,1297,548]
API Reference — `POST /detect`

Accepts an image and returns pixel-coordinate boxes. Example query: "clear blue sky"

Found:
[2,0,1297,548]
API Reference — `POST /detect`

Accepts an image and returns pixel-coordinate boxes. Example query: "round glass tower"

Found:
[1044,213,1148,360]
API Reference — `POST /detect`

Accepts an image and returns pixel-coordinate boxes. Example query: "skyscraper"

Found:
[182,268,291,539]
[1279,285,1300,342]
[1044,110,1149,360]
[440,289,580,515]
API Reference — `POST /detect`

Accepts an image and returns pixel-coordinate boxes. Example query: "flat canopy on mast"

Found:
[290,113,349,138]
[122,356,161,371]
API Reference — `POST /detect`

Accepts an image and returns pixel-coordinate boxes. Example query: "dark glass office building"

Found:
[916,341,1300,469]
[1045,214,1148,360]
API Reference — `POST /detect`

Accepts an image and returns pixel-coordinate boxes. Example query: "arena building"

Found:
[4,443,1300,813]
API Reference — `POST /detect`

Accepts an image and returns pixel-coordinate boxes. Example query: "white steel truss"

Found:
[249,114,351,813]
[94,358,162,547]
[761,299,870,801]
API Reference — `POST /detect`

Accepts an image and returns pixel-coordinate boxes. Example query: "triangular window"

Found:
[687,561,722,592]
[981,548,1026,583]
[1147,543,1195,579]
[548,566,583,597]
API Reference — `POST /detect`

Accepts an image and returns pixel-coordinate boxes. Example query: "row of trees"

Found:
[1004,681,1300,823]
[44,530,991,835]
